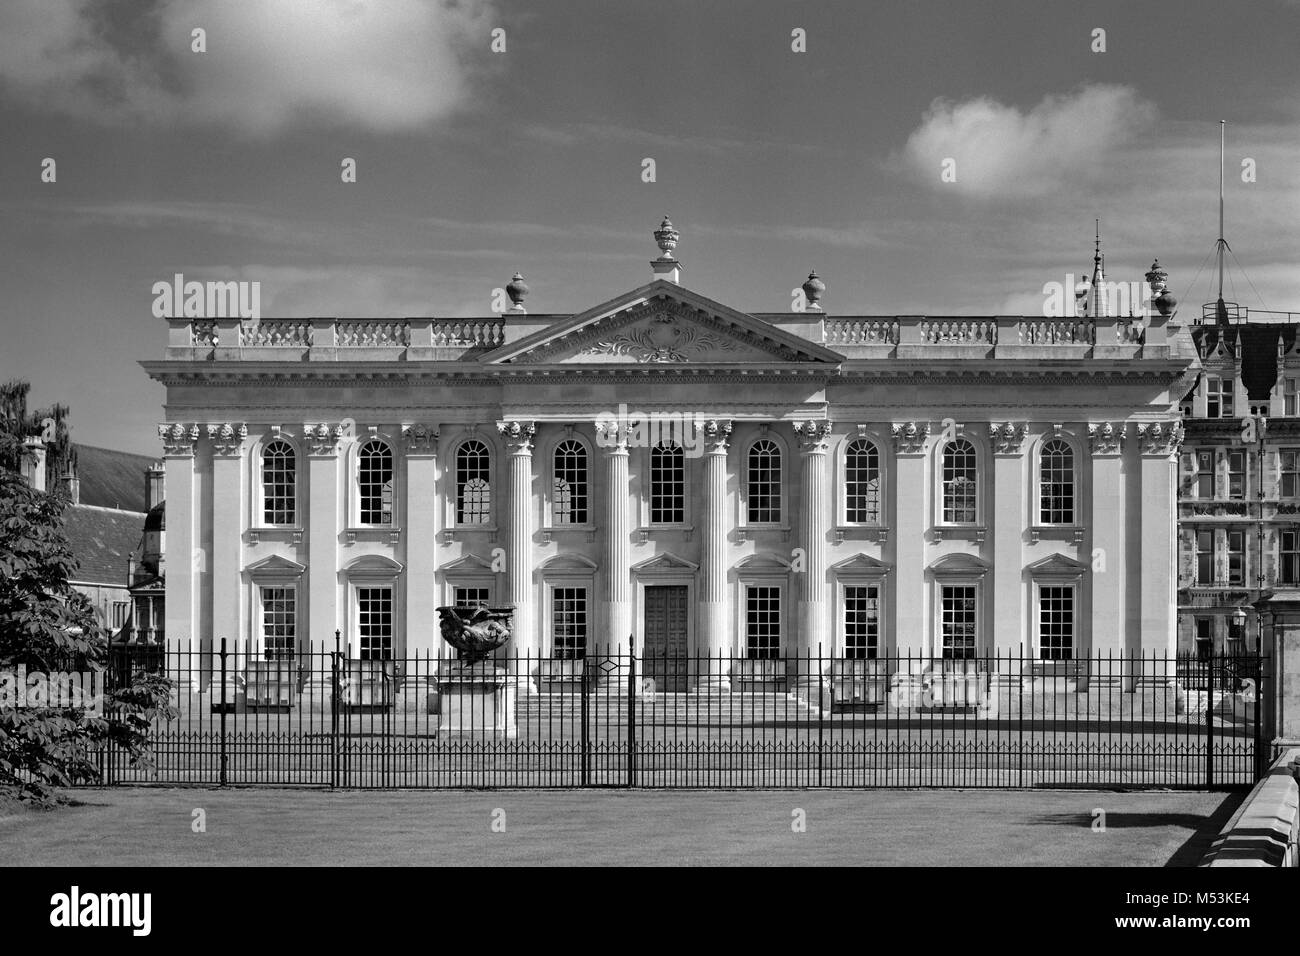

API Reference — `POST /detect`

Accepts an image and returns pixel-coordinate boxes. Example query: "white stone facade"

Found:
[144,274,1199,682]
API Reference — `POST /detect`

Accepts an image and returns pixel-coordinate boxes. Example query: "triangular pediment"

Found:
[830,553,892,576]
[632,551,699,573]
[1025,553,1088,577]
[483,281,843,366]
[244,554,307,577]
[440,553,495,573]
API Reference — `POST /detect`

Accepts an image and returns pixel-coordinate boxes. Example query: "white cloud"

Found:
[900,84,1157,199]
[0,0,496,134]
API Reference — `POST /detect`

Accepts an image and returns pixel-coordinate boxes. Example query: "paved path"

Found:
[1,788,1242,866]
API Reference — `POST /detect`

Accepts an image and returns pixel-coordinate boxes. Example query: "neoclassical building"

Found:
[143,221,1199,691]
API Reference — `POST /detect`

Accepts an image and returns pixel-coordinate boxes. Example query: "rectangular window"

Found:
[357,586,393,660]
[1227,530,1245,585]
[552,587,588,659]
[1196,450,1215,498]
[453,586,489,608]
[1282,531,1300,586]
[1196,530,1214,585]
[650,443,686,524]
[940,585,977,660]
[1282,450,1300,499]
[1038,585,1074,661]
[745,585,781,659]
[843,585,879,659]
[1206,376,1234,418]
[1195,618,1213,660]
[261,586,296,660]
[1227,451,1246,499]
[1286,377,1299,417]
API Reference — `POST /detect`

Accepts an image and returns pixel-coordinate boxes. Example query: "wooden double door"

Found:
[642,585,689,692]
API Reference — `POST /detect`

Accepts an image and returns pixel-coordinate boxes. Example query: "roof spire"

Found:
[1087,219,1109,318]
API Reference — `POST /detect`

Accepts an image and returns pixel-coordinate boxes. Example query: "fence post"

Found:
[330,639,339,789]
[816,646,824,788]
[581,655,590,786]
[627,651,637,787]
[1206,653,1215,788]
[218,637,229,787]
[1254,655,1264,780]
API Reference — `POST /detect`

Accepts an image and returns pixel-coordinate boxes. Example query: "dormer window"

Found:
[1206,376,1234,418]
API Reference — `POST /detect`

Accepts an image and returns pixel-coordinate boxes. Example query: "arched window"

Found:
[456,440,491,524]
[553,439,588,525]
[358,440,393,525]
[650,440,685,524]
[262,439,296,525]
[845,439,880,523]
[747,439,782,523]
[942,439,978,524]
[1039,439,1075,524]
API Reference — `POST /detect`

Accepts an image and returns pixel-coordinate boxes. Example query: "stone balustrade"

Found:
[167,312,1165,360]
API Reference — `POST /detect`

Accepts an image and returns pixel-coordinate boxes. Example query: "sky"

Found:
[1,0,1298,455]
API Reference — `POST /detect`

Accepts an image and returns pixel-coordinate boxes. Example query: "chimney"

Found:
[146,462,165,510]
[22,437,46,492]
[651,216,682,284]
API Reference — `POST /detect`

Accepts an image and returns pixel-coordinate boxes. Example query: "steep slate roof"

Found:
[1191,323,1300,401]
[73,444,155,512]
[63,505,143,586]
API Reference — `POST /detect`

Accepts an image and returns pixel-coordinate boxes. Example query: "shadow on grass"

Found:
[1026,792,1247,867]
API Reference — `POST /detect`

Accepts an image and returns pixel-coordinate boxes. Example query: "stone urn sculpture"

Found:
[434,605,517,737]
[436,604,514,664]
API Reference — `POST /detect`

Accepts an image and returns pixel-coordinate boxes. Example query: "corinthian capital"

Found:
[497,420,536,451]
[158,422,199,456]
[792,419,834,452]
[696,419,733,452]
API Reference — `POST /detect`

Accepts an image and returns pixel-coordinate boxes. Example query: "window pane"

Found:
[747,439,782,523]
[942,439,977,523]
[941,585,977,659]
[845,440,880,523]
[650,441,685,524]
[844,585,879,659]
[358,440,393,525]
[262,586,296,660]
[745,586,781,659]
[1039,439,1074,524]
[357,586,393,660]
[1039,585,1073,660]
[552,439,588,525]
[553,587,588,659]
[262,440,296,525]
[456,440,491,524]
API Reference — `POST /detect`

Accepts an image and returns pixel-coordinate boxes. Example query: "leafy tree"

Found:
[0,392,174,803]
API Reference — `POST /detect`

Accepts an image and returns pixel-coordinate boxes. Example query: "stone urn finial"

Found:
[654,216,679,260]
[506,272,529,312]
[802,270,825,311]
[436,605,514,665]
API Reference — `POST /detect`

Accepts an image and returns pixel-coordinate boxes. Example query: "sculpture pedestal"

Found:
[437,664,516,738]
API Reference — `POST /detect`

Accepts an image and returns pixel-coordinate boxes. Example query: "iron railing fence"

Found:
[92,642,1268,790]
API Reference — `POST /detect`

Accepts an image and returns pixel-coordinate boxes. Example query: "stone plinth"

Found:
[436,664,516,738]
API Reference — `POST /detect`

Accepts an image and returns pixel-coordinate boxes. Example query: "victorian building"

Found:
[143,221,1198,691]
[1176,299,1300,657]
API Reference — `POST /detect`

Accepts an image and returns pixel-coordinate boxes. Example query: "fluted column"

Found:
[158,423,199,669]
[698,419,733,691]
[793,420,833,702]
[596,421,632,681]
[498,421,537,691]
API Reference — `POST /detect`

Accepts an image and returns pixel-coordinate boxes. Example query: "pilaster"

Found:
[159,423,199,656]
[402,424,439,655]
[208,424,246,658]
[305,423,343,656]
[498,420,537,691]
[990,422,1027,656]
[1088,422,1127,663]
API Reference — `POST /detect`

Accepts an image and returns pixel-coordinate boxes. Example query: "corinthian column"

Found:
[698,419,733,691]
[497,420,537,692]
[793,420,833,703]
[596,420,632,685]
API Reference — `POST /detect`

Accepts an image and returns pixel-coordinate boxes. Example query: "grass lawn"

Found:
[0,787,1242,866]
